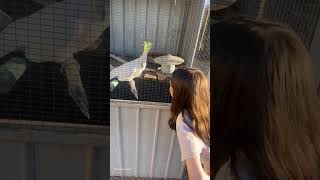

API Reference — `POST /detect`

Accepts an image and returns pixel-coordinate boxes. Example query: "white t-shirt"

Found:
[176,112,209,163]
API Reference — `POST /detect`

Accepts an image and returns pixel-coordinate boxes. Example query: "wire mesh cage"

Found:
[213,0,262,21]
[0,0,109,125]
[110,0,207,103]
[192,5,210,76]
[262,0,320,49]
[213,0,320,49]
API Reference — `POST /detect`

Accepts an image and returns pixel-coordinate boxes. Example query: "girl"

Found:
[212,17,320,179]
[168,67,211,179]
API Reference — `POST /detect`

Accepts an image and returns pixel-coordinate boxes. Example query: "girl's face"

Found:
[169,80,173,97]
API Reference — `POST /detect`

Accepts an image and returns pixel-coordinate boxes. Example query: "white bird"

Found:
[0,0,108,119]
[110,41,152,99]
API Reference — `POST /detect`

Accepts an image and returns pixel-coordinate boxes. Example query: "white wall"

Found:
[110,99,184,179]
[110,0,187,57]
[0,121,109,180]
[110,0,206,66]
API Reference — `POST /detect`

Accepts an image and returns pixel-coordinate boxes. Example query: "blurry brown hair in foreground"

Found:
[212,17,320,179]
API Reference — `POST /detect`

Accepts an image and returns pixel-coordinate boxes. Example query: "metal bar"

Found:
[145,0,149,42]
[110,99,171,109]
[135,108,140,177]
[33,143,38,180]
[106,135,109,178]
[134,0,137,53]
[258,0,267,18]
[177,0,189,56]
[164,131,175,179]
[149,109,160,178]
[29,143,37,180]
[190,0,206,68]
[306,1,320,48]
[165,0,173,52]
[122,0,126,55]
[111,0,115,53]
[296,1,305,43]
[185,0,196,67]
[116,106,124,177]
[0,119,108,130]
[21,143,27,180]
[155,0,162,51]
[309,6,320,85]
[84,145,94,180]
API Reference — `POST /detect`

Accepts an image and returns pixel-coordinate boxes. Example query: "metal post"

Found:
[309,15,320,86]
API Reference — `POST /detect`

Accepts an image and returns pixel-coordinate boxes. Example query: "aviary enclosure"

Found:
[0,0,109,124]
[0,0,109,179]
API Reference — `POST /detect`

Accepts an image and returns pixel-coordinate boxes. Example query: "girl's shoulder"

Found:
[176,112,194,137]
[176,112,190,133]
[176,111,208,148]
[176,111,192,127]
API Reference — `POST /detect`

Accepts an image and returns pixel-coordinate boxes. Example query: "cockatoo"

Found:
[110,41,152,99]
[0,0,108,119]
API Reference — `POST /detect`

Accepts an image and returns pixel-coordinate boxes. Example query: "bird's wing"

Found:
[110,59,139,80]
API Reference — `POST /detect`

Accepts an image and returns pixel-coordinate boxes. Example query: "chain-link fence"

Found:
[0,0,109,125]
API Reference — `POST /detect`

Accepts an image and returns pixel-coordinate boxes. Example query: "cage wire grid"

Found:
[192,5,210,76]
[213,0,320,49]
[263,0,320,49]
[110,0,196,103]
[0,0,109,125]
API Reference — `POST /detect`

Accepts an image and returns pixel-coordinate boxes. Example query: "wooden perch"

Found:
[142,68,167,81]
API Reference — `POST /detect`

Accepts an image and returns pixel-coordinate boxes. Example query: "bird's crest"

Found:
[143,41,153,54]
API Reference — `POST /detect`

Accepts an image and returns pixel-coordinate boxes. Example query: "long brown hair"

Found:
[168,67,210,146]
[212,17,320,179]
